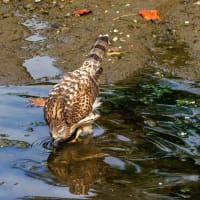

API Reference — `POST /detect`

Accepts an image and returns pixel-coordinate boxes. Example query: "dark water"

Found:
[0,67,200,200]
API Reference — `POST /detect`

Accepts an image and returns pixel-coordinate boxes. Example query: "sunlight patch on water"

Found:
[104,156,126,170]
[159,78,200,95]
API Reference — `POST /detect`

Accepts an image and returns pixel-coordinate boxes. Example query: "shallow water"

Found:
[0,67,200,200]
[23,55,62,80]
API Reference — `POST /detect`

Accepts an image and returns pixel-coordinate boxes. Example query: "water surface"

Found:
[0,68,200,199]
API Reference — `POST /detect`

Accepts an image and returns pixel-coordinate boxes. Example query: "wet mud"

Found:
[0,0,199,84]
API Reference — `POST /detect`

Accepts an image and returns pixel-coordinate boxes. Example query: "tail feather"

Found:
[83,34,109,67]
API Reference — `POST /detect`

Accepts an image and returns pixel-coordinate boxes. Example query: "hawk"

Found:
[44,34,109,143]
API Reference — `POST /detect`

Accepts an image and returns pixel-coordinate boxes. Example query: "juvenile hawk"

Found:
[44,34,109,143]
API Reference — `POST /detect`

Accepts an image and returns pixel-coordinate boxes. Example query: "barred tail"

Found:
[83,34,109,67]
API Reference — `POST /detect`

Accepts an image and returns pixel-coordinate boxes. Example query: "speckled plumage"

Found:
[44,35,109,142]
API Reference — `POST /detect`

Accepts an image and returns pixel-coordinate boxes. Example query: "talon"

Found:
[69,130,81,143]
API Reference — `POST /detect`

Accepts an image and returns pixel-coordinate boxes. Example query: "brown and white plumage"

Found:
[44,35,109,142]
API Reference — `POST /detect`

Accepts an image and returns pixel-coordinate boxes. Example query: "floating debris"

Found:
[29,97,46,107]
[158,182,163,186]
[177,99,196,106]
[179,132,188,137]
[0,181,5,186]
[144,119,157,127]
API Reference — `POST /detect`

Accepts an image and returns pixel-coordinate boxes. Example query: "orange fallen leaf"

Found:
[107,46,122,56]
[29,97,47,107]
[73,9,92,16]
[139,10,161,21]
[108,46,120,53]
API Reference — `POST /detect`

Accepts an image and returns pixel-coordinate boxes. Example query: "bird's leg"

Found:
[76,112,100,127]
[69,124,93,143]
[69,129,82,143]
[80,124,93,135]
[69,113,100,143]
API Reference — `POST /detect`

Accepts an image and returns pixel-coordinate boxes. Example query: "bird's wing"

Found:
[63,76,96,125]
[44,72,98,127]
[44,94,66,125]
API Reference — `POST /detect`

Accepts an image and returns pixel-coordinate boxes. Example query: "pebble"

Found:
[51,23,61,29]
[3,0,10,3]
[26,127,34,132]
[119,37,126,42]
[194,1,200,5]
[112,36,118,42]
[184,21,189,25]
[24,3,35,10]
[133,19,138,23]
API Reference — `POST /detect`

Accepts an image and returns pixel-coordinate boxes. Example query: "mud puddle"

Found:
[23,55,62,80]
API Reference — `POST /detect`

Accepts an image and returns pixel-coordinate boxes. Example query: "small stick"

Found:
[113,13,137,21]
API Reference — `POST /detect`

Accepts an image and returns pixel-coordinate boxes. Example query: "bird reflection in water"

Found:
[47,136,106,195]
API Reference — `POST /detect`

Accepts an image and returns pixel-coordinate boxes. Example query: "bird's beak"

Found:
[52,137,66,147]
[52,139,60,147]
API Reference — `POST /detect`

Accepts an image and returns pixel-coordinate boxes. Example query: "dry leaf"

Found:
[29,97,46,107]
[73,9,92,16]
[107,47,121,56]
[139,10,161,21]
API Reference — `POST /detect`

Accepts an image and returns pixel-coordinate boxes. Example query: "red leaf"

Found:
[73,9,92,16]
[139,10,161,21]
[29,97,46,107]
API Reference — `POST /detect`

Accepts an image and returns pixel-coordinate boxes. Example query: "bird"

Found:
[43,34,109,143]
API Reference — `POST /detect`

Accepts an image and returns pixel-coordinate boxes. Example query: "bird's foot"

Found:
[69,124,93,143]
[69,129,82,143]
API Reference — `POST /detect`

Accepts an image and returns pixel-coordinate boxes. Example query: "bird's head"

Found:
[49,120,73,143]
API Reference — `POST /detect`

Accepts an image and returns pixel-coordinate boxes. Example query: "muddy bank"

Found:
[154,0,200,80]
[0,15,32,84]
[0,0,199,85]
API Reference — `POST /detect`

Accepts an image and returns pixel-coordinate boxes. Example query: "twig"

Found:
[112,13,137,21]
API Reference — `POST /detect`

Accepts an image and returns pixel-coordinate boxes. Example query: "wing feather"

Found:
[44,71,98,127]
